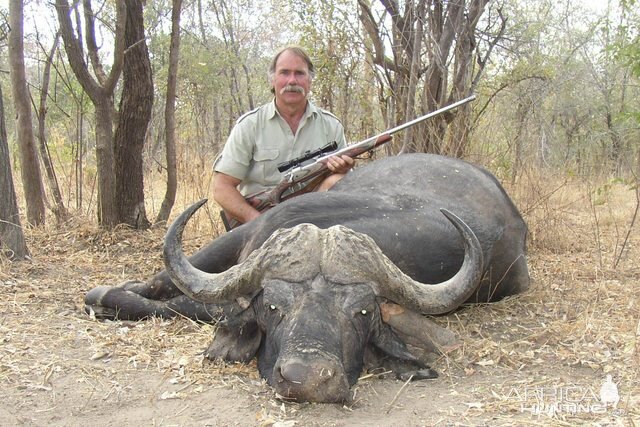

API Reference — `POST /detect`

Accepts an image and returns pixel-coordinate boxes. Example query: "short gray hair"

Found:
[267,46,316,83]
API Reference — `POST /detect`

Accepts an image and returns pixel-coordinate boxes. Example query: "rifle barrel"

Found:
[360,94,477,145]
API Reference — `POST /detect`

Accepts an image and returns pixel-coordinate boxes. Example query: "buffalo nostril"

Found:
[279,362,308,384]
[279,361,334,385]
[273,358,349,402]
[318,367,334,378]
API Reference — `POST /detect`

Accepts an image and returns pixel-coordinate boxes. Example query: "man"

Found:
[213,46,354,226]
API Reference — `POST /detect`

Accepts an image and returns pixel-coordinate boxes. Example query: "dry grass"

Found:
[0,176,638,426]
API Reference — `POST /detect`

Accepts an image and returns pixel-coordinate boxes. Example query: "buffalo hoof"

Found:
[396,368,438,381]
[84,283,158,321]
[85,303,117,320]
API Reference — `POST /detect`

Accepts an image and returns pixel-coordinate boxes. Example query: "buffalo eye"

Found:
[269,304,277,311]
[360,309,368,315]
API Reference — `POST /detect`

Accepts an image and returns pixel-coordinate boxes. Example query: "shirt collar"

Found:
[268,99,318,121]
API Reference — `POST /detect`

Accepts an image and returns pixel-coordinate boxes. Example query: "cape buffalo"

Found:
[85,153,530,403]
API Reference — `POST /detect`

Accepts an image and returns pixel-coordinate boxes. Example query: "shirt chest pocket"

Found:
[251,148,281,185]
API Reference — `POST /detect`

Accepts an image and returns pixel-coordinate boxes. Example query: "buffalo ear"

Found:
[204,321,262,363]
[204,320,262,363]
[370,322,423,365]
[204,296,262,362]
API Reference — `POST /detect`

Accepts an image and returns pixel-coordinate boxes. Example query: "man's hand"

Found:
[315,154,356,192]
[325,154,355,175]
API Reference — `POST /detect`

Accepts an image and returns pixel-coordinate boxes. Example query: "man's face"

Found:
[271,50,312,110]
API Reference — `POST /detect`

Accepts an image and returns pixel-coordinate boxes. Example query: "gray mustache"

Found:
[280,85,306,95]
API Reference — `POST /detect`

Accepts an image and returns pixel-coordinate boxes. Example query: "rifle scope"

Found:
[277,141,338,173]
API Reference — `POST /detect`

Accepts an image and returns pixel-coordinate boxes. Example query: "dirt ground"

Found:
[1,181,638,426]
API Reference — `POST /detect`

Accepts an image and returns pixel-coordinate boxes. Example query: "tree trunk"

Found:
[511,100,529,185]
[443,0,489,157]
[114,0,153,229]
[401,0,426,152]
[359,0,491,156]
[0,85,29,260]
[75,93,86,210]
[55,0,125,228]
[95,99,118,227]
[212,0,254,115]
[8,0,46,226]
[605,111,624,175]
[37,32,69,223]
[155,0,182,225]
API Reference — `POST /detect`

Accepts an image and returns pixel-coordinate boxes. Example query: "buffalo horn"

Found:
[163,199,266,303]
[377,209,483,314]
[317,210,483,315]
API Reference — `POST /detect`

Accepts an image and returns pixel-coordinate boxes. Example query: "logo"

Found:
[504,375,623,416]
[599,374,619,409]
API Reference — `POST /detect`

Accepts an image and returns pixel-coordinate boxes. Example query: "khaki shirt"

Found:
[214,100,346,196]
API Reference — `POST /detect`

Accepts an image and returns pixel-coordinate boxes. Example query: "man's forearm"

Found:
[215,191,260,224]
[212,172,261,225]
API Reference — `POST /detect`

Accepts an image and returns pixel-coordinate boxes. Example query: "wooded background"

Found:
[0,0,638,258]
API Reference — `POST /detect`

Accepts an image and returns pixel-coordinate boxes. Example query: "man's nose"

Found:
[287,73,299,85]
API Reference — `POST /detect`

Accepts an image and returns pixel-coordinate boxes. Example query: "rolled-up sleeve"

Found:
[213,122,254,180]
[318,109,346,149]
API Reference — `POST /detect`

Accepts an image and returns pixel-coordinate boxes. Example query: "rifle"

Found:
[220,94,476,230]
